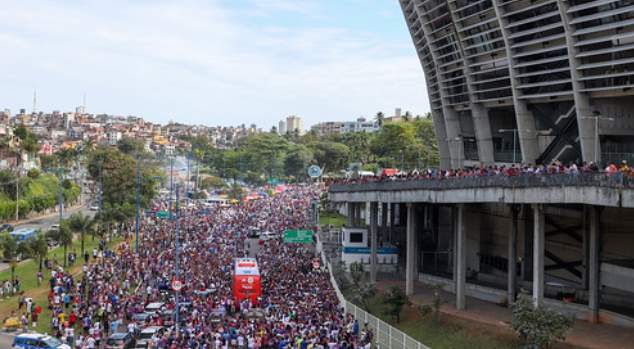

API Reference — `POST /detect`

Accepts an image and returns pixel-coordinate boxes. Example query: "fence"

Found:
[330,172,633,193]
[317,234,432,349]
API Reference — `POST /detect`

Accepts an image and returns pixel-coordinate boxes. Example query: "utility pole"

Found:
[185,153,191,233]
[58,168,64,228]
[169,156,174,221]
[15,171,19,221]
[135,157,141,254]
[174,183,181,335]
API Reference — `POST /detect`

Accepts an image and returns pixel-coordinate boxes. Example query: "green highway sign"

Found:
[283,229,314,244]
[156,211,169,219]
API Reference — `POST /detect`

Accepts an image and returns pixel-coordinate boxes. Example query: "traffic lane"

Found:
[13,205,94,232]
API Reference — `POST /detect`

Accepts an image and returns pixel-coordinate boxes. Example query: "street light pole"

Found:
[174,183,181,335]
[58,167,64,228]
[169,156,174,221]
[135,157,141,254]
[15,171,19,221]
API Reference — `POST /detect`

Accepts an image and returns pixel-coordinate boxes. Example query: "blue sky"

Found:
[0,0,429,128]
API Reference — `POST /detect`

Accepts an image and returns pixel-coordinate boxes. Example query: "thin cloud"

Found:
[0,0,429,127]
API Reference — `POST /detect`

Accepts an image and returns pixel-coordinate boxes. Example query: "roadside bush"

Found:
[511,293,574,349]
[27,168,40,179]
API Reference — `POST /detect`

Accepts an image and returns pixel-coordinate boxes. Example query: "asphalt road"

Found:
[0,201,95,272]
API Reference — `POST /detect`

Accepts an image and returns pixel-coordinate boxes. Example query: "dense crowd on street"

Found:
[14,184,374,349]
[333,160,634,185]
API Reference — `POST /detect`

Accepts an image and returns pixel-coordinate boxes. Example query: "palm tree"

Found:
[375,112,385,127]
[56,220,74,267]
[28,234,49,271]
[68,212,96,255]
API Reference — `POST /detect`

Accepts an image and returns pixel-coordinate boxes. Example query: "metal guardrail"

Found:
[330,172,632,192]
[317,234,432,349]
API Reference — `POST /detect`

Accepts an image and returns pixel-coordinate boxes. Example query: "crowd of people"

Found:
[333,160,633,185]
[16,184,374,348]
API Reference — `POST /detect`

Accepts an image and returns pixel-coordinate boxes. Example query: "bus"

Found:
[232,258,261,303]
[10,228,39,242]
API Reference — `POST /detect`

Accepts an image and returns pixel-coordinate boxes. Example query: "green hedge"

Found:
[0,174,81,221]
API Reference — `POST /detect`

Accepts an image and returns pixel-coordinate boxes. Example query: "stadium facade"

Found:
[399,0,634,169]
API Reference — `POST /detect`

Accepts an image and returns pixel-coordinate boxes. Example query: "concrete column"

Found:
[346,202,354,227]
[431,110,452,170]
[556,1,597,163]
[370,202,379,284]
[406,203,417,296]
[455,204,466,310]
[381,202,388,245]
[389,203,395,243]
[588,206,601,322]
[491,1,540,164]
[533,204,545,307]
[508,205,519,305]
[354,203,362,226]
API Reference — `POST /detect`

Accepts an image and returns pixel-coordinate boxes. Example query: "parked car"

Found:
[259,231,278,241]
[12,333,71,349]
[105,332,135,349]
[144,302,165,314]
[131,312,153,325]
[89,204,99,211]
[135,326,164,348]
[0,223,13,233]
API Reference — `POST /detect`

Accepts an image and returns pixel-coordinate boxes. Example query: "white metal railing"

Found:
[317,234,432,349]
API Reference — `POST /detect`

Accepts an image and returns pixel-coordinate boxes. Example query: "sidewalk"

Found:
[377,279,634,349]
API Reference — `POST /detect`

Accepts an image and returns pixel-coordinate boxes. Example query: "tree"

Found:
[117,136,146,155]
[312,141,350,174]
[348,262,376,310]
[375,112,385,127]
[48,220,74,268]
[284,144,313,178]
[383,286,409,323]
[68,212,96,255]
[87,147,160,231]
[511,293,574,349]
[228,183,244,201]
[1,235,18,283]
[341,132,372,164]
[200,176,226,190]
[28,234,48,271]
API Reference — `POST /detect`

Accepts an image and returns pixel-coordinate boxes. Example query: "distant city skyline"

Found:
[0,0,429,129]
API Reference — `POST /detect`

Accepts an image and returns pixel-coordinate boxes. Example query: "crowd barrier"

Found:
[317,234,432,349]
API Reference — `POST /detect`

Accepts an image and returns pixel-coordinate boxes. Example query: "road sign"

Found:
[283,229,314,244]
[156,211,169,219]
[172,279,183,291]
[307,165,321,178]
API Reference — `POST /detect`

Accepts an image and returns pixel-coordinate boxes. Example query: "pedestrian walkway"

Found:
[377,279,634,349]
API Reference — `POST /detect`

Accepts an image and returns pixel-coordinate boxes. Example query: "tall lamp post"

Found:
[174,183,181,335]
[499,129,518,164]
[135,157,141,254]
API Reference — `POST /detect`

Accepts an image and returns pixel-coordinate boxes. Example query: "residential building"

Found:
[278,120,287,135]
[286,115,304,135]
[312,118,379,137]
